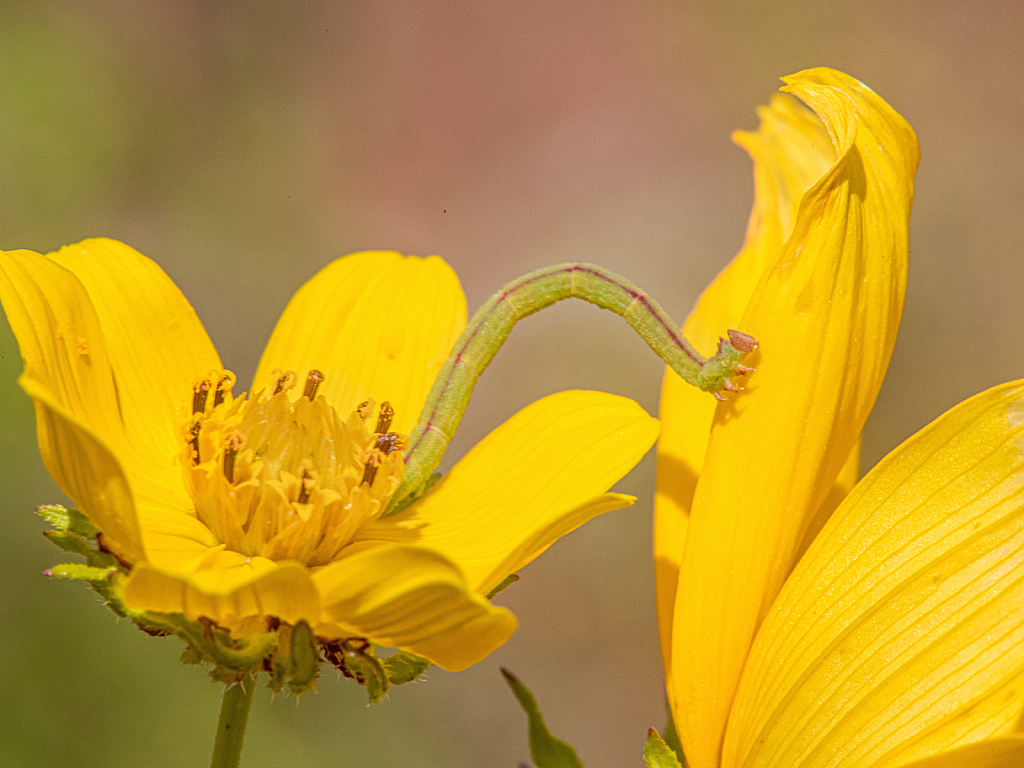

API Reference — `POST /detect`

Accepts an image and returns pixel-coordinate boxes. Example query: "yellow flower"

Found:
[657,68,1024,768]
[0,240,659,672]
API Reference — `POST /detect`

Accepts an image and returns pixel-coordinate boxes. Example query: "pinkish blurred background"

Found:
[2,1,1023,766]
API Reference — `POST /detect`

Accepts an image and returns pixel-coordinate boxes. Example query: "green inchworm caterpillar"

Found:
[388,262,756,513]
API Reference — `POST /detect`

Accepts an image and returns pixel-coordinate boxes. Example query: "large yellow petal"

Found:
[723,381,1024,768]
[893,737,1024,768]
[20,375,145,563]
[655,91,835,678]
[125,554,321,628]
[21,376,218,566]
[672,68,919,768]
[47,239,222,468]
[254,251,467,434]
[363,390,659,595]
[0,246,204,556]
[313,544,517,671]
[0,249,125,449]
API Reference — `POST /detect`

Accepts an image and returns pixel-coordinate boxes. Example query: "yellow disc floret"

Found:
[180,369,406,567]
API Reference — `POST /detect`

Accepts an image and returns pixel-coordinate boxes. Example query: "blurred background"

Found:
[1,1,1022,766]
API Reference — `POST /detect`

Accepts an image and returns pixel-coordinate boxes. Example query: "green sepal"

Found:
[662,707,684,763]
[37,504,121,571]
[485,572,519,600]
[287,620,320,695]
[180,645,204,666]
[343,644,389,704]
[382,650,430,685]
[502,668,583,768]
[325,640,389,703]
[35,504,99,537]
[644,728,684,768]
[141,611,279,680]
[45,563,115,582]
[42,530,93,558]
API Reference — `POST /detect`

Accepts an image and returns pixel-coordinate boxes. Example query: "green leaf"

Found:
[502,668,583,768]
[44,563,114,582]
[484,572,520,600]
[383,650,430,685]
[644,728,684,768]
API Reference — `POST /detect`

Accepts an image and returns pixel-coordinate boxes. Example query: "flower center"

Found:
[180,369,406,566]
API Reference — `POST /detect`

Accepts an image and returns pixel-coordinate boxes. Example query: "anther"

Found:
[361,457,379,486]
[223,431,245,483]
[375,402,394,433]
[357,400,375,422]
[213,373,236,407]
[302,369,325,401]
[374,432,407,455]
[188,422,202,465]
[272,370,296,395]
[192,379,211,414]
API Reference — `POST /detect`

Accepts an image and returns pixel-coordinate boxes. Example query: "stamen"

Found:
[192,379,211,414]
[375,402,394,433]
[361,432,406,486]
[374,432,407,455]
[361,456,379,486]
[214,372,236,407]
[357,399,375,421]
[272,370,296,395]
[297,463,315,504]
[302,369,325,401]
[188,421,202,465]
[223,431,245,483]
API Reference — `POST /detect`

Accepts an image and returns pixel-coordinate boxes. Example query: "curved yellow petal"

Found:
[125,555,320,629]
[0,248,125,449]
[672,68,919,768]
[19,375,145,563]
[313,544,517,671]
[892,737,1024,768]
[2,246,204,561]
[19,374,217,569]
[723,381,1024,768]
[365,390,658,595]
[655,91,835,677]
[254,251,467,434]
[47,239,222,468]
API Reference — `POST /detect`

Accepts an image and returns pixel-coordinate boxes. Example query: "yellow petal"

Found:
[364,390,658,595]
[313,544,517,671]
[0,249,125,449]
[723,381,1024,768]
[21,376,218,567]
[125,555,320,628]
[254,251,467,433]
[0,246,203,548]
[672,68,919,768]
[892,737,1024,768]
[47,239,222,467]
[655,91,835,678]
[793,439,861,563]
[20,375,145,563]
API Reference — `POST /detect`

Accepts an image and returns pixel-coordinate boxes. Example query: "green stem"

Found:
[210,675,257,768]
